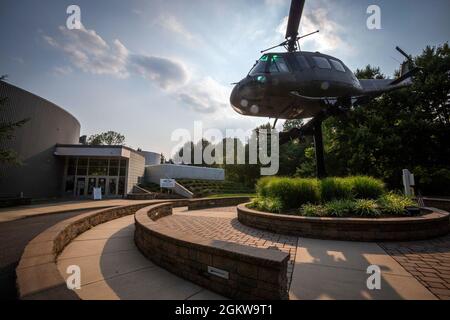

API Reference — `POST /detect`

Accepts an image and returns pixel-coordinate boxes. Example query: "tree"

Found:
[88,131,125,146]
[323,43,450,194]
[0,75,29,164]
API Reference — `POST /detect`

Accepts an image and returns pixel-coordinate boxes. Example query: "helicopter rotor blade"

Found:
[285,0,306,52]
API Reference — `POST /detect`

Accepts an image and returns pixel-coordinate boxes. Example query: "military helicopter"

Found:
[230,0,420,178]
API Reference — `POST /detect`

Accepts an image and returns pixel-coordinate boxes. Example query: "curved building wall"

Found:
[0,81,80,199]
[138,151,161,166]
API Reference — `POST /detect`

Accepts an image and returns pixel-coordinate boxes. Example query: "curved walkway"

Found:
[57,214,224,300]
[56,206,436,300]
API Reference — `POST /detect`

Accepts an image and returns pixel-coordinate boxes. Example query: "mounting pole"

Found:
[313,120,327,178]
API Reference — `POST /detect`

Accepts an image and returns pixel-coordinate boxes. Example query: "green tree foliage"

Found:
[88,131,125,146]
[0,76,29,164]
[324,43,450,194]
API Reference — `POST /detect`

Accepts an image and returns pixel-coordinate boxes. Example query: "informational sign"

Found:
[402,169,415,196]
[160,179,176,188]
[93,187,102,200]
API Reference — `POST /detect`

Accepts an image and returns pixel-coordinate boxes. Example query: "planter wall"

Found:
[237,204,450,242]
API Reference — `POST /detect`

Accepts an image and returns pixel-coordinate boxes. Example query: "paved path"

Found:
[57,214,224,300]
[0,199,157,222]
[380,235,450,300]
[55,206,437,300]
[0,210,92,299]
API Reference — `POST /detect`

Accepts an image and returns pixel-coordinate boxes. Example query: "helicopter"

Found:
[229,0,420,178]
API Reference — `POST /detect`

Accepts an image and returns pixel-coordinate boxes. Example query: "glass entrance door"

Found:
[98,178,107,195]
[108,178,118,196]
[87,177,96,196]
[76,178,86,197]
[87,177,108,196]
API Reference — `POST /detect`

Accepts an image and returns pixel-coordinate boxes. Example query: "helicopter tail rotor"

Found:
[390,46,422,85]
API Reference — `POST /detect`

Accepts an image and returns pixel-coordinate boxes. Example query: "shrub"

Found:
[255,176,273,198]
[354,199,381,217]
[378,192,416,216]
[300,204,327,217]
[249,197,284,214]
[256,177,320,209]
[324,200,356,217]
[320,178,354,202]
[350,176,385,199]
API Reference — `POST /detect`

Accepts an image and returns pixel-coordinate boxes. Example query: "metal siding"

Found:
[0,81,80,198]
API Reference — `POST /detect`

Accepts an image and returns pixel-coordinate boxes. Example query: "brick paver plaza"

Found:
[163,207,298,288]
[380,236,450,300]
[13,202,442,300]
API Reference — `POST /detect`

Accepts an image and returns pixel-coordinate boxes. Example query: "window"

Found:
[269,55,290,73]
[108,159,119,176]
[312,56,332,69]
[77,158,88,175]
[249,55,268,76]
[120,160,127,177]
[296,55,310,70]
[88,159,108,176]
[330,59,346,72]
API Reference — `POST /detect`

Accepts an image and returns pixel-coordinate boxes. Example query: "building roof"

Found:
[54,144,142,158]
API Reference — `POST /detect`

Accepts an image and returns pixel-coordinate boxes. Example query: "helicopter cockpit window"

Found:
[312,56,332,69]
[330,59,346,72]
[249,55,269,76]
[269,55,290,73]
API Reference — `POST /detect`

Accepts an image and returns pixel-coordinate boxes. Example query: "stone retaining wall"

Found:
[134,203,289,300]
[237,204,450,242]
[15,197,252,299]
[423,198,450,212]
[15,202,156,299]
[187,196,251,210]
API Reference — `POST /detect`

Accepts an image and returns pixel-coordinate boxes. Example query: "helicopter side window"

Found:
[296,55,310,70]
[312,56,332,69]
[269,55,290,73]
[330,59,346,72]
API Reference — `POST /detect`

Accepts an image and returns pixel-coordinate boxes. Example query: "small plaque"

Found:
[207,266,229,280]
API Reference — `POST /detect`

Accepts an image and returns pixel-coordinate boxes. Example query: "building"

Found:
[0,81,224,200]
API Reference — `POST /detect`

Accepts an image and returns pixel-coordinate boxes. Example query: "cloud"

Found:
[44,26,189,89]
[44,25,231,114]
[53,66,73,75]
[177,77,229,114]
[276,4,352,53]
[130,54,189,90]
[265,0,286,5]
[157,14,196,41]
[44,26,129,78]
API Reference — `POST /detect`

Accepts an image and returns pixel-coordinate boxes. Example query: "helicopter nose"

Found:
[230,83,242,110]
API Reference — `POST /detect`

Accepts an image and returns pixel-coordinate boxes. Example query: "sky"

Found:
[0,0,449,158]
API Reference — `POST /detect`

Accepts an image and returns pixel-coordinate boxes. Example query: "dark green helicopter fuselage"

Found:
[230,51,364,119]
